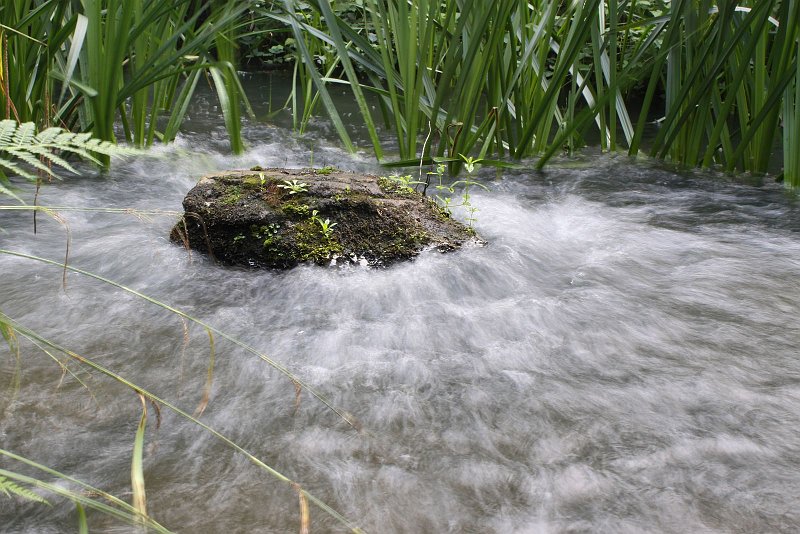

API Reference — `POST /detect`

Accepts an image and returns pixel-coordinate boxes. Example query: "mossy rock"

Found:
[171,167,481,268]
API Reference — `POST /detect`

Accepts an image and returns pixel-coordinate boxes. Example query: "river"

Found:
[1,77,800,533]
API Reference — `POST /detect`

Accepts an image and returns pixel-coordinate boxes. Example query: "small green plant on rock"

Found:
[310,210,337,238]
[381,174,424,194]
[428,157,487,228]
[428,163,452,214]
[277,179,308,195]
[251,223,281,248]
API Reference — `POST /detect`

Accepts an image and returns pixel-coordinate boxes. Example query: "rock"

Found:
[170,167,481,268]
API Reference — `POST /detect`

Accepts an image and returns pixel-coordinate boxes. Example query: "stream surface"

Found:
[2,78,800,533]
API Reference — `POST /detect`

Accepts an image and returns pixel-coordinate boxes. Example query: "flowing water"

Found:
[2,80,800,533]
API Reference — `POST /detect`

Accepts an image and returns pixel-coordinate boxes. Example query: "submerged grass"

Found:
[1,310,365,532]
[0,449,171,533]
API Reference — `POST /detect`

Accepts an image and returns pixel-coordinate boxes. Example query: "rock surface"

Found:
[171,167,479,268]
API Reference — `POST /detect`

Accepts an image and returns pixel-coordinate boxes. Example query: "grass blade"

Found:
[132,392,148,522]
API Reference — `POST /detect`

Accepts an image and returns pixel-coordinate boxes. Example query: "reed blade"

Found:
[132,392,148,521]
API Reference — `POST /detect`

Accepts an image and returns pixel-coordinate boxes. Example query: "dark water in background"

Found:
[1,75,800,533]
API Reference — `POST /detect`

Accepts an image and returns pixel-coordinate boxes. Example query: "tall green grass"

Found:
[279,0,799,187]
[627,1,799,180]
[0,0,252,153]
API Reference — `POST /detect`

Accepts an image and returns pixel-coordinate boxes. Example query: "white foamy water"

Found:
[2,114,800,533]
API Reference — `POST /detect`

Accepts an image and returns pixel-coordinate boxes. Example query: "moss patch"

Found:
[219,185,243,205]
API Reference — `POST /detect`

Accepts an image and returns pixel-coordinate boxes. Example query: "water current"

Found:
[2,79,800,533]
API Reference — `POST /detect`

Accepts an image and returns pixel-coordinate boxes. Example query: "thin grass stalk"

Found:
[314,0,383,159]
[301,55,342,135]
[161,68,202,143]
[514,0,601,158]
[131,392,148,522]
[213,28,245,154]
[0,449,171,532]
[365,0,404,154]
[0,248,359,430]
[608,0,618,149]
[785,39,800,188]
[592,5,608,150]
[628,0,686,156]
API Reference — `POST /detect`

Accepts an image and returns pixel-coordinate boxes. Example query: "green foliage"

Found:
[0,0,252,152]
[281,202,310,218]
[427,157,487,228]
[277,0,799,188]
[0,120,137,201]
[310,209,337,238]
[278,179,309,194]
[0,475,50,505]
[294,218,342,261]
[219,185,243,205]
[625,0,800,181]
[381,174,424,195]
[252,222,282,247]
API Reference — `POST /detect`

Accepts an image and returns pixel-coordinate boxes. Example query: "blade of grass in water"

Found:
[0,448,171,533]
[132,392,148,522]
[3,313,365,533]
[193,328,215,417]
[0,248,360,431]
[0,448,166,526]
[76,503,88,534]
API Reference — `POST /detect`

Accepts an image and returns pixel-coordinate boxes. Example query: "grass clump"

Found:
[276,0,800,187]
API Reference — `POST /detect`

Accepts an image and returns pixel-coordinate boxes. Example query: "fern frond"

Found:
[16,147,79,175]
[0,121,139,197]
[0,183,22,202]
[0,475,50,505]
[52,146,102,167]
[71,132,93,145]
[0,121,16,145]
[12,122,36,146]
[34,127,62,145]
[0,180,23,202]
[5,150,58,178]
[0,159,37,182]
[83,138,136,156]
